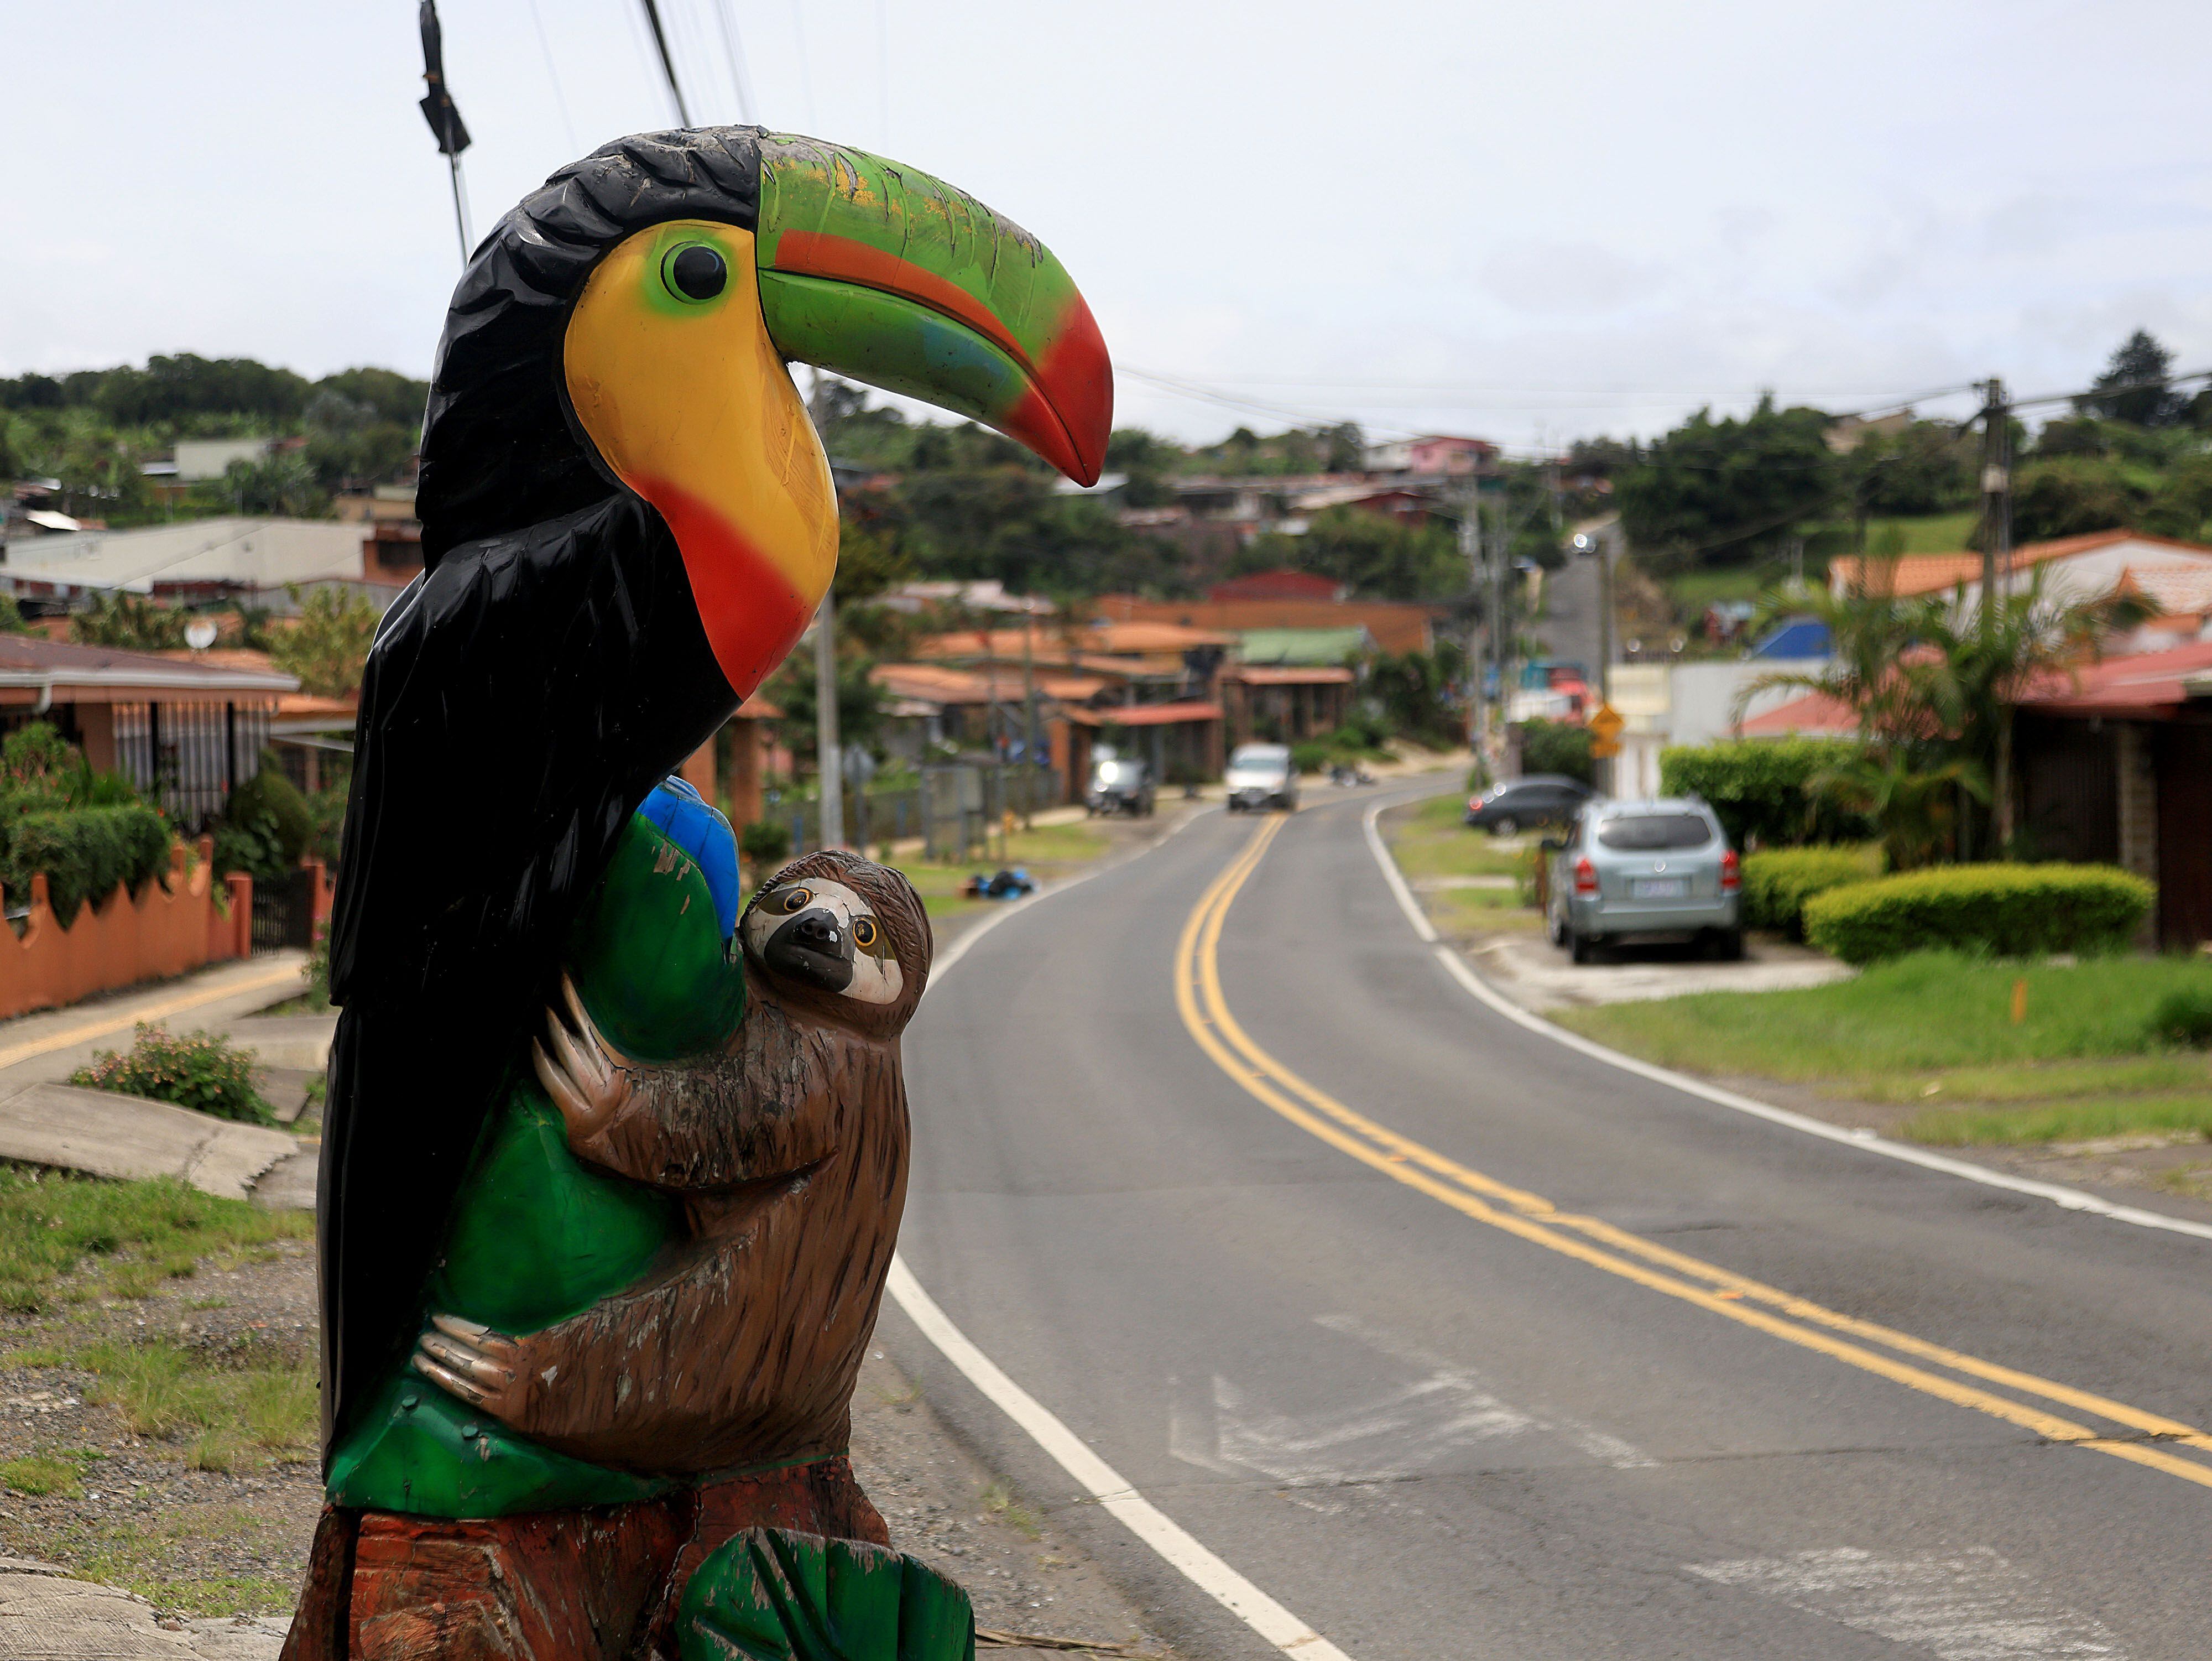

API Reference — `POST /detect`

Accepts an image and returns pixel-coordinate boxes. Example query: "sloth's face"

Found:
[742,876,905,1006]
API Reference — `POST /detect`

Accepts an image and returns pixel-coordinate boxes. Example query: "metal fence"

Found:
[765,766,1061,862]
[249,867,316,956]
[112,701,271,830]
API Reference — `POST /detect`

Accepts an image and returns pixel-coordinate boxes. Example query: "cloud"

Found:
[1479,244,1668,315]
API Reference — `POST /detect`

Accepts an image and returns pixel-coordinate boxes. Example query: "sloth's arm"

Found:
[410,1181,878,1472]
[530,975,826,1190]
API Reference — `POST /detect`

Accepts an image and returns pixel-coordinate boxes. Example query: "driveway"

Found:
[1470,927,1855,1011]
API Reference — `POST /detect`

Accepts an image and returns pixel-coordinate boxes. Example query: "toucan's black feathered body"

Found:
[319,119,1114,1464]
[320,132,767,1451]
[320,497,731,1447]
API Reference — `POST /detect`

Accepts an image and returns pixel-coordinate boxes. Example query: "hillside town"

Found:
[5,6,2212,1659]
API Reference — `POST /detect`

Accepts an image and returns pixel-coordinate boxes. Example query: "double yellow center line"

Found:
[1174,815,2212,1493]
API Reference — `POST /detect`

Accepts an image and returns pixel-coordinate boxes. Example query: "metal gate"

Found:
[249,868,316,956]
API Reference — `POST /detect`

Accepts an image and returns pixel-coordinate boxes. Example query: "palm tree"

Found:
[1738,569,2152,857]
[1910,575,2152,850]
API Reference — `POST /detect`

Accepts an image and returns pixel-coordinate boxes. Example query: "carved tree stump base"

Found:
[281,1456,910,1661]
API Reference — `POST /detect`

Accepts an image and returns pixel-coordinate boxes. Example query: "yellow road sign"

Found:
[1588,701,1625,743]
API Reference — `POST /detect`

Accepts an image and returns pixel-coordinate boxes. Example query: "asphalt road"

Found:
[1534,535,1606,680]
[880,784,2212,1660]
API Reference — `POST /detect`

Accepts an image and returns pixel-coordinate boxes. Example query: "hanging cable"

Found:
[789,0,817,128]
[526,0,579,152]
[637,0,693,126]
[709,0,758,122]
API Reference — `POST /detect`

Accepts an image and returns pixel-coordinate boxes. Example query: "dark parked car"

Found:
[1464,774,1594,836]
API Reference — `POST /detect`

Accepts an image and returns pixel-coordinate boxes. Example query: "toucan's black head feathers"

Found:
[415,126,767,567]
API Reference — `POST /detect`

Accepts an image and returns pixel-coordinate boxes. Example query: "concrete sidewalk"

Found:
[0,1556,285,1658]
[0,954,326,1210]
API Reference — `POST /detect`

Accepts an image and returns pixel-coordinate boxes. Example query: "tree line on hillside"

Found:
[0,355,428,523]
[1604,331,2212,576]
[2,352,1551,608]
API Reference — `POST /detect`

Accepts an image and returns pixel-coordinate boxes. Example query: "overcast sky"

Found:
[8,1,2212,449]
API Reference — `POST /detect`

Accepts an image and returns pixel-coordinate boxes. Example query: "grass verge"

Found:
[1383,794,1542,934]
[1553,950,2212,1147]
[890,820,1110,921]
[1902,1095,2212,1147]
[0,1172,309,1314]
[57,1508,299,1617]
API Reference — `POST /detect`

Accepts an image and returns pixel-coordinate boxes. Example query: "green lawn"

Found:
[1554,952,2212,1146]
[1864,509,1979,554]
[0,1174,319,1613]
[889,820,1109,921]
[1656,511,1979,626]
[1383,795,1542,935]
[0,1173,307,1314]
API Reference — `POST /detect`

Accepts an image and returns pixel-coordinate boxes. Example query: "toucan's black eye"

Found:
[780,887,812,914]
[665,243,728,303]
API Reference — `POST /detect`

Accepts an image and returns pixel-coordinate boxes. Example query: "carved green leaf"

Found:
[680,1529,974,1661]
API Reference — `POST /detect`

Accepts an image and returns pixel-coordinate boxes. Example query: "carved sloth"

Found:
[411,849,931,1476]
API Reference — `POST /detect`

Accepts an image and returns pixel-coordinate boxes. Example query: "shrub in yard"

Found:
[70,1023,270,1123]
[1519,717,1594,784]
[1741,845,1884,938]
[1803,863,2154,965]
[2146,983,2212,1049]
[1660,738,1875,850]
[1289,740,1332,774]
[214,758,316,886]
[1,804,170,925]
[739,818,792,867]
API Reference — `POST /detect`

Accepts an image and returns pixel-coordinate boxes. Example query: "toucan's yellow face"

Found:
[564,220,836,698]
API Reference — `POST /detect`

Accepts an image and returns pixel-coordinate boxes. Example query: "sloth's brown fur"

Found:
[463,851,931,1474]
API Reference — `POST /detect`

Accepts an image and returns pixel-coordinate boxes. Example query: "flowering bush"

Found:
[70,1024,270,1124]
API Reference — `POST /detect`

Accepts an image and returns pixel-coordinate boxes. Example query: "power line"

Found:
[525,0,579,153]
[637,0,692,126]
[789,0,817,128]
[709,0,758,123]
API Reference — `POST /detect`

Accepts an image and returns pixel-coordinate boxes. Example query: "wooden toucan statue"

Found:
[289,126,1109,1661]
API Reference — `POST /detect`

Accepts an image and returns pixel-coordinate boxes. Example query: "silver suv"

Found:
[1547,798,1741,963]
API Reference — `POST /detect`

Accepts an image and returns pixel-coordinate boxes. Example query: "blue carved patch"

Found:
[641,776,742,942]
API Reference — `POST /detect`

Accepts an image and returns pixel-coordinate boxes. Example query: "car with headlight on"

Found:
[1546,798,1741,963]
[1085,751,1155,816]
[1224,743,1298,813]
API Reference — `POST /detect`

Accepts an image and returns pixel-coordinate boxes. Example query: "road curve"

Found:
[880,784,2212,1660]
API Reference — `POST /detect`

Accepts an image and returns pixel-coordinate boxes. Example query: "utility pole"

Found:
[1488,486,1509,738]
[813,586,842,849]
[804,367,842,850]
[1597,526,1615,706]
[1978,376,2011,633]
[1020,604,1039,829]
[1457,486,1483,749]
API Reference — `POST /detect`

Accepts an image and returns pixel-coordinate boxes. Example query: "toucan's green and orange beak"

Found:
[753,136,1112,487]
[561,133,1110,701]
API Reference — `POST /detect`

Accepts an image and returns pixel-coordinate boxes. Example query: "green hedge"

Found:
[1520,717,1594,784]
[1660,738,1874,848]
[1741,845,1884,937]
[2,805,171,926]
[1804,863,2153,965]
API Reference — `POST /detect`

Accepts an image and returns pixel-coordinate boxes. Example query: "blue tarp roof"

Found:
[1749,617,1831,659]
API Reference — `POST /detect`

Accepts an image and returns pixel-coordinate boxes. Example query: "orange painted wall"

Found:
[0,837,251,1022]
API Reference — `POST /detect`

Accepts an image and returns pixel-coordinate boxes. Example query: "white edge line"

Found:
[1359,799,2212,1247]
[885,1259,1353,1660]
[900,798,1357,1659]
